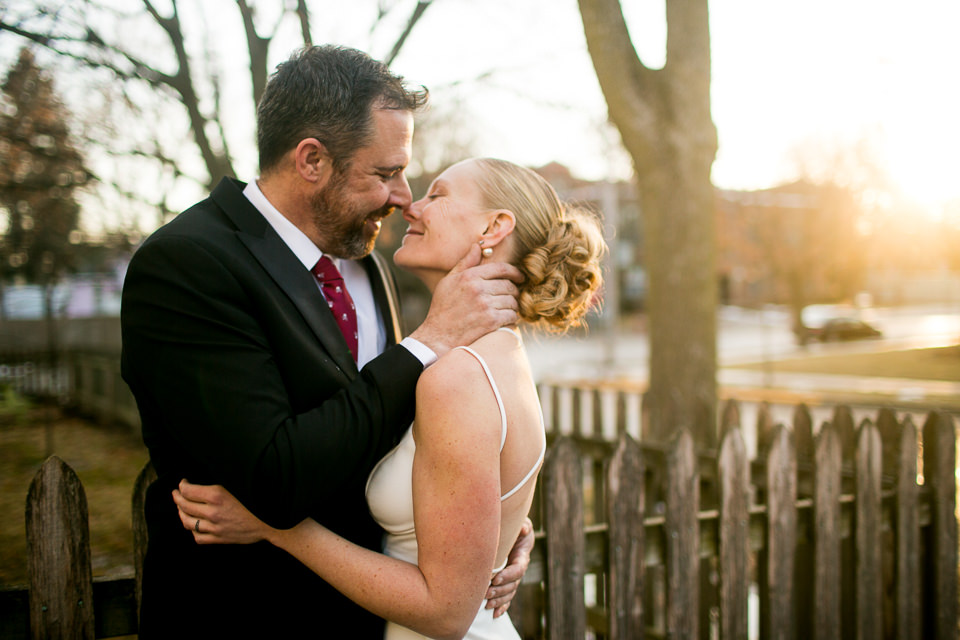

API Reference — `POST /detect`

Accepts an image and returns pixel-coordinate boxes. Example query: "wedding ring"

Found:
[194,519,201,533]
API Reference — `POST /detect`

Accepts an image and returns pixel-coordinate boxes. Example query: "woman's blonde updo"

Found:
[472,158,607,333]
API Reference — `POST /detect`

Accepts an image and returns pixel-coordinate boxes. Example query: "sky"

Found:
[4,0,959,225]
[365,0,960,212]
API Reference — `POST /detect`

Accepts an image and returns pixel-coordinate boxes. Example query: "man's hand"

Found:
[410,244,523,356]
[485,517,534,617]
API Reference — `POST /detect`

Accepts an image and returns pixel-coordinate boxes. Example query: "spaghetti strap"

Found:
[454,346,508,451]
[454,338,546,501]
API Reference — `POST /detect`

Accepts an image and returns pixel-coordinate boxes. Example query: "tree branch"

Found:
[0,20,174,89]
[236,0,271,108]
[384,0,432,65]
[295,0,312,46]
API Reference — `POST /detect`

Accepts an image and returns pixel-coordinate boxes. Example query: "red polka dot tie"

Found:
[311,256,358,362]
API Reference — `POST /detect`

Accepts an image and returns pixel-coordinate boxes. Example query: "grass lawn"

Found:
[730,345,960,382]
[0,407,149,588]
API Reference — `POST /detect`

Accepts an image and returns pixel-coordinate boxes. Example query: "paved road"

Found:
[522,304,960,411]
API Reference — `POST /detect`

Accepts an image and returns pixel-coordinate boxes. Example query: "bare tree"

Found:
[578,0,718,446]
[1,48,94,307]
[0,48,94,454]
[0,0,433,224]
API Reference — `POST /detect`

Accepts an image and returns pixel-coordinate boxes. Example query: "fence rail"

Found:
[1,395,957,639]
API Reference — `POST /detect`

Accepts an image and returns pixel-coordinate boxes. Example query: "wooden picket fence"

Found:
[0,399,957,639]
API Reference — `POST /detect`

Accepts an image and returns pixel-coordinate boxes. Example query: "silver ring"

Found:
[194,519,201,533]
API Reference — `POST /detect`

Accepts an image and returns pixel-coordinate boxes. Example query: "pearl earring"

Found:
[482,247,493,257]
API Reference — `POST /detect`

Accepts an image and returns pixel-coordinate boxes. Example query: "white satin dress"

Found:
[365,330,545,640]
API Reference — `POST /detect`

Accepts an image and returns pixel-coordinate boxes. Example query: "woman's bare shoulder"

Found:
[414,344,507,444]
[420,333,513,391]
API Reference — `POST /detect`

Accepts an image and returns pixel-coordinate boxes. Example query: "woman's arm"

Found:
[286,356,503,638]
[173,352,506,640]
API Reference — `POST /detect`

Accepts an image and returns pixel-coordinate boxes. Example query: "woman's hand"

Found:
[173,479,274,545]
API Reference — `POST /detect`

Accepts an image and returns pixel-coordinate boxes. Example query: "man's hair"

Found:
[256,45,428,174]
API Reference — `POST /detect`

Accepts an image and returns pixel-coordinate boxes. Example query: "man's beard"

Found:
[310,174,392,259]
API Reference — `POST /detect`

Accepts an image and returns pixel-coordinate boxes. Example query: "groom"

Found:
[121,45,527,638]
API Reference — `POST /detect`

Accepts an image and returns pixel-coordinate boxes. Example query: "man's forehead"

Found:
[373,108,413,141]
[356,109,413,167]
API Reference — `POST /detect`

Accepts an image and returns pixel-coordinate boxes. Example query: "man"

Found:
[121,45,527,638]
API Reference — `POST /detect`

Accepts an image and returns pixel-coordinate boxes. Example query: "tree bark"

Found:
[579,0,718,447]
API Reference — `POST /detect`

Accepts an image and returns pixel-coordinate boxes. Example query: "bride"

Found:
[173,157,606,639]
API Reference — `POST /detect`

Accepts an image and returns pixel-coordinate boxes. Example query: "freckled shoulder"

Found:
[414,348,503,445]
[417,348,488,405]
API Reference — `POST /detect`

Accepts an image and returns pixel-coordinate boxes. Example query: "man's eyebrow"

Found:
[376,164,405,174]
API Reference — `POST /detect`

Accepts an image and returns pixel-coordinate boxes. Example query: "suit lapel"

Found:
[212,178,358,377]
[363,252,404,346]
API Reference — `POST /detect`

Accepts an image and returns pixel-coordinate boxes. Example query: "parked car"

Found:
[807,317,882,342]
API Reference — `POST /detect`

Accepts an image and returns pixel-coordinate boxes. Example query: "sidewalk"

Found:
[719,367,960,412]
[522,329,960,412]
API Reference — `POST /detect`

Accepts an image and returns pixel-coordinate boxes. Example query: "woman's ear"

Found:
[479,210,516,248]
[295,138,334,186]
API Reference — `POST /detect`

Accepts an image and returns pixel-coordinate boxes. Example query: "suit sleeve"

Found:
[121,233,420,528]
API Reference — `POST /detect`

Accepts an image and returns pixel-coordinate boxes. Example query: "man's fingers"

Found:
[485,575,521,600]
[476,278,520,300]
[490,563,524,588]
[451,242,482,274]
[465,260,524,285]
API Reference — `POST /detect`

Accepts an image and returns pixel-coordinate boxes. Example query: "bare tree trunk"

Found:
[579,0,718,447]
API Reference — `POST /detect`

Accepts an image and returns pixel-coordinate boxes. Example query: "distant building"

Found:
[533,163,646,312]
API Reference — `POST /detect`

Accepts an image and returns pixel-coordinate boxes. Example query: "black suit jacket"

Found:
[121,177,421,638]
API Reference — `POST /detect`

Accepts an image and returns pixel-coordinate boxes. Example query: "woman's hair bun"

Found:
[473,158,608,333]
[517,204,606,333]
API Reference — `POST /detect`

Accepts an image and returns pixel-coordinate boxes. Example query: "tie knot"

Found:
[312,256,343,284]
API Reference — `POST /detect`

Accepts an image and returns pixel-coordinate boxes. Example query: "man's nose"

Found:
[388,174,413,211]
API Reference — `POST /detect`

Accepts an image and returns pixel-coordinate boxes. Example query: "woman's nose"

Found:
[404,198,424,222]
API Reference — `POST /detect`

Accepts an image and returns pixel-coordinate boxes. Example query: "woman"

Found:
[173,157,606,639]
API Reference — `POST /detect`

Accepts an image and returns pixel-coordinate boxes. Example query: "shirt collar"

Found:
[243,179,338,270]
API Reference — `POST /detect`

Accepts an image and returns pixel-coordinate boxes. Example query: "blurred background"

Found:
[1,0,958,594]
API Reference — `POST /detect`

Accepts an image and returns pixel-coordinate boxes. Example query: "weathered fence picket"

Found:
[814,422,842,639]
[25,456,95,640]
[543,436,586,640]
[718,427,749,640]
[762,425,797,640]
[1,401,957,640]
[855,420,883,640]
[923,412,959,640]
[131,462,155,627]
[605,433,644,638]
[665,430,699,639]
[896,416,920,640]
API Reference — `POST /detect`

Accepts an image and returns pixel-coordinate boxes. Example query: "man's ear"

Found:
[295,138,334,186]
[479,210,517,248]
